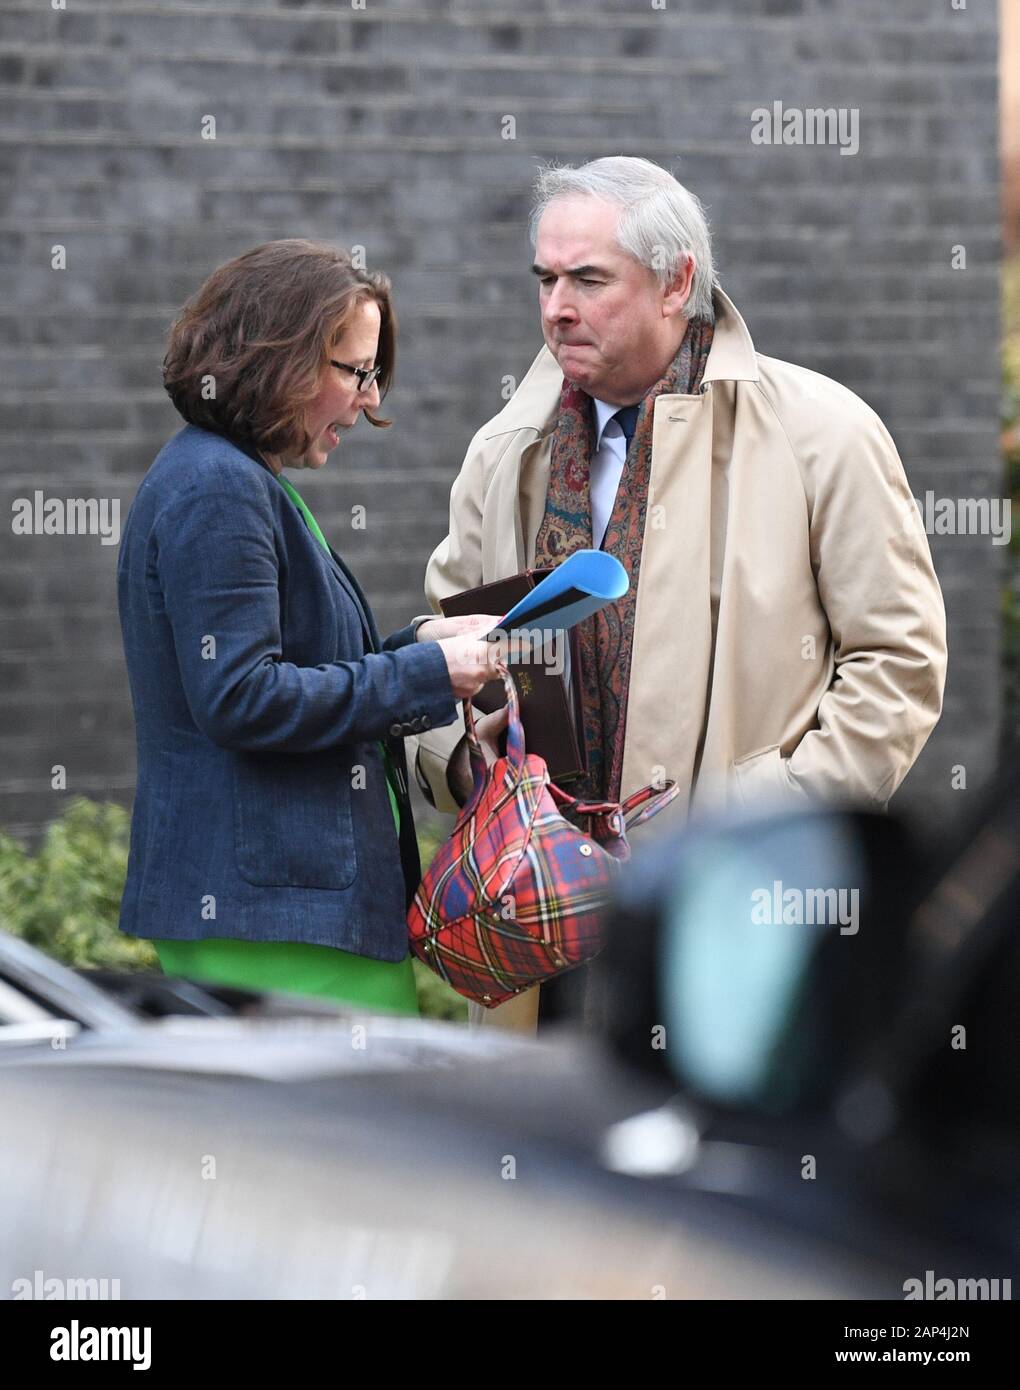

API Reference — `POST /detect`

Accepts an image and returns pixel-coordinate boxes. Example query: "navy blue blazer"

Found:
[116,424,458,960]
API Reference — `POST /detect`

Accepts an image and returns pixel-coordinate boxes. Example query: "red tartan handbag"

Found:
[407,665,679,1008]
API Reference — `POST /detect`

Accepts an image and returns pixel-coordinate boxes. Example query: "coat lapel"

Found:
[620,391,715,808]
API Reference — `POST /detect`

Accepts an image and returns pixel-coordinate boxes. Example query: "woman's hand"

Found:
[420,613,503,702]
[416,613,501,644]
[436,632,503,701]
[446,706,510,805]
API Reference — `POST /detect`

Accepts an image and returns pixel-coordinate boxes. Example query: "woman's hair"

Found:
[529,156,718,323]
[162,239,396,456]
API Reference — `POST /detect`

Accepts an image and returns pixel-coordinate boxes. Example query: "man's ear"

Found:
[661,255,696,320]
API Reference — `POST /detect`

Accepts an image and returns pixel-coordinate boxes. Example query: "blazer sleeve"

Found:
[742,405,948,808]
[154,483,458,753]
[381,623,420,652]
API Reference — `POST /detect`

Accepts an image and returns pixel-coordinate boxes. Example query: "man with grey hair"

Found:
[413,156,947,1034]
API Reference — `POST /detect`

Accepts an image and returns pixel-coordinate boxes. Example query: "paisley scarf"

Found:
[533,316,715,801]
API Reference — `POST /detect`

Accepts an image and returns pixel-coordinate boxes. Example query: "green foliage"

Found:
[410,814,468,1023]
[412,957,468,1023]
[0,795,467,1020]
[0,797,157,970]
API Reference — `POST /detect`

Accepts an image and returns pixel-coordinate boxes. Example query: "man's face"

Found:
[533,196,687,406]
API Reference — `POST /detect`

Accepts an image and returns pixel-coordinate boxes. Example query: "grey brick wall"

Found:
[0,0,1003,841]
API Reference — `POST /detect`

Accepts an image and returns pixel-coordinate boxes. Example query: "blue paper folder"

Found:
[486,550,629,639]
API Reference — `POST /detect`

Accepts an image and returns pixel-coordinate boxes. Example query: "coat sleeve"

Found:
[154,483,458,753]
[407,427,492,812]
[739,404,948,809]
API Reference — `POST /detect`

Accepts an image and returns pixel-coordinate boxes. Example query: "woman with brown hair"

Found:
[116,239,502,1015]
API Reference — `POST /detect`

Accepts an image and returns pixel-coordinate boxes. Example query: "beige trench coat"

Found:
[412,288,948,1033]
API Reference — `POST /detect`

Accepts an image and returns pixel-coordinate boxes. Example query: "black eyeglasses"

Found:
[330,360,382,394]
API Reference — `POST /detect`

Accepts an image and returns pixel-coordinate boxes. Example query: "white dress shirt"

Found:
[588,396,631,548]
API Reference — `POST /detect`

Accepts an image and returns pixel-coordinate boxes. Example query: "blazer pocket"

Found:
[232,750,357,891]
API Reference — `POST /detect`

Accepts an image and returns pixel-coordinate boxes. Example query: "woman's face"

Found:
[289,296,383,471]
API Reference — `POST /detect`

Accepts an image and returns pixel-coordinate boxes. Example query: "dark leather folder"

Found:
[439,570,586,782]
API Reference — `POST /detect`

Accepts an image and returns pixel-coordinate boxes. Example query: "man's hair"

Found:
[529,156,717,322]
[162,239,396,457]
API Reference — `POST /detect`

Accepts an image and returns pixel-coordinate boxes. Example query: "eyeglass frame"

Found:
[329,359,382,394]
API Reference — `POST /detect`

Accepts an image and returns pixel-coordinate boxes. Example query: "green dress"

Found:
[152,473,418,1017]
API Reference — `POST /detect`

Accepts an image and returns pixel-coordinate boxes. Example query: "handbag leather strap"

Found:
[461,663,525,813]
[550,780,680,834]
[464,663,679,833]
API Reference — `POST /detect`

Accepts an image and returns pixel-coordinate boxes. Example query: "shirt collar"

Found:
[589,395,625,451]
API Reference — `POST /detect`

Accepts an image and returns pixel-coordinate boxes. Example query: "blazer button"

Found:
[410,717,423,733]
[420,715,431,731]
[388,722,403,737]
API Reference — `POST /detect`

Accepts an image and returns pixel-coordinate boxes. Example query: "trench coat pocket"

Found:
[731,743,806,811]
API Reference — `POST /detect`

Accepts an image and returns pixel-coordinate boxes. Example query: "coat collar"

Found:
[483,286,759,438]
[699,286,760,385]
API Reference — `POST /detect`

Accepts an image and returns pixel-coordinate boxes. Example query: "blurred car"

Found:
[0,758,1016,1299]
[0,926,380,1044]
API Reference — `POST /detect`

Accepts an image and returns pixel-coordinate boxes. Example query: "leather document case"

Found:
[439,570,586,782]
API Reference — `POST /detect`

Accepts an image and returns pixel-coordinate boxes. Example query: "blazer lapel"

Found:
[325,543,380,653]
[224,434,380,655]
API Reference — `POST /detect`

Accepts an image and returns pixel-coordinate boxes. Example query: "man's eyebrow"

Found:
[530,263,607,278]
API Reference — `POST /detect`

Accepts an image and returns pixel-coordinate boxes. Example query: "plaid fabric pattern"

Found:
[408,668,677,1008]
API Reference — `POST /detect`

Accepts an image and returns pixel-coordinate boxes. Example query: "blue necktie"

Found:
[595,405,641,551]
[612,404,640,449]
